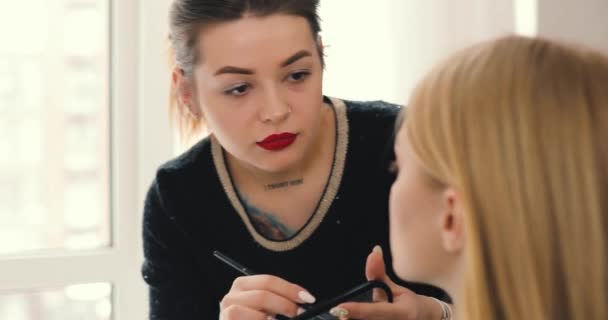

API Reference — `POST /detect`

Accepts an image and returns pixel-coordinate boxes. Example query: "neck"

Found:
[436,256,465,319]
[228,153,308,186]
[446,279,463,320]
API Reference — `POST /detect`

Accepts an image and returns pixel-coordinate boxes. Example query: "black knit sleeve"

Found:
[142,176,217,319]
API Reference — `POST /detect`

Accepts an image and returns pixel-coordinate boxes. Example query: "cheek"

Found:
[290,95,323,131]
[200,107,256,161]
[200,95,253,135]
[389,173,441,281]
[389,178,415,259]
[287,74,322,109]
[389,174,419,232]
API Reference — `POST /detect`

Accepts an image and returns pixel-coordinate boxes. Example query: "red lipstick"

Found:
[256,132,297,151]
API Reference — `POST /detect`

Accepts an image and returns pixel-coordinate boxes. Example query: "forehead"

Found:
[196,14,315,68]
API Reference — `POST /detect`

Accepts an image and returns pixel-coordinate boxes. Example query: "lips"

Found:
[256,132,297,151]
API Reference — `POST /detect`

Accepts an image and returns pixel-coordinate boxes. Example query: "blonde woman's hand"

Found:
[219,274,315,320]
[328,246,444,320]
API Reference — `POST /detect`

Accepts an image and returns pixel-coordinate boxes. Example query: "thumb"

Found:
[332,301,395,320]
[365,245,387,282]
[365,245,394,302]
[366,245,409,297]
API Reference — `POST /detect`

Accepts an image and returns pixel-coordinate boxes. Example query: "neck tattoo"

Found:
[264,178,304,191]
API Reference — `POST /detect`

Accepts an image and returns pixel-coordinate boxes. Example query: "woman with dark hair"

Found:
[142,1,447,319]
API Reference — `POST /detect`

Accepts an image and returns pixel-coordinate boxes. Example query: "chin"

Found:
[255,145,305,172]
[392,256,424,283]
[256,152,300,173]
[392,260,409,281]
[257,161,293,173]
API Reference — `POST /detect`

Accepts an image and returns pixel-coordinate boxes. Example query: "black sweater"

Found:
[142,97,446,319]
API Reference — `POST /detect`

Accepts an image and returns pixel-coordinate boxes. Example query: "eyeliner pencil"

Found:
[213,250,257,276]
[213,250,294,320]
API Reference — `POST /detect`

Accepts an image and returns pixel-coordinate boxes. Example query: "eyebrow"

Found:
[214,66,253,76]
[214,50,312,76]
[280,50,312,67]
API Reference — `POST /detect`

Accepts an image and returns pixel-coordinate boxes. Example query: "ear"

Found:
[172,67,201,118]
[440,188,465,253]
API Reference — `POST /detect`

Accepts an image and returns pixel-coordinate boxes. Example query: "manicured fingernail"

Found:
[298,290,316,304]
[297,307,306,315]
[330,307,348,318]
[373,245,383,255]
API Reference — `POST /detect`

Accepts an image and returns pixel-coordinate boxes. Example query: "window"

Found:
[0,1,149,319]
[0,0,110,256]
[0,283,112,320]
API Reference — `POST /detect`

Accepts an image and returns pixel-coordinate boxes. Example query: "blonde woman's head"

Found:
[389,35,608,319]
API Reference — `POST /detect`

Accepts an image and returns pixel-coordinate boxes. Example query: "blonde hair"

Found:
[405,35,608,319]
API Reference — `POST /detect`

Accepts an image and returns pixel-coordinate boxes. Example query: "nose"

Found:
[259,86,291,124]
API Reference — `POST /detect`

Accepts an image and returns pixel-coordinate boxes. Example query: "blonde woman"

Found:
[386,35,607,319]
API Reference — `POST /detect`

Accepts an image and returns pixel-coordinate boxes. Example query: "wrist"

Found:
[429,297,452,320]
[417,295,443,320]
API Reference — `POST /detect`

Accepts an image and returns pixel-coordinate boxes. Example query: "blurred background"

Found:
[0,0,606,319]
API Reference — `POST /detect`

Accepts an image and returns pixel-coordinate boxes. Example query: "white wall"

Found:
[319,0,516,105]
[537,0,608,53]
[320,0,608,105]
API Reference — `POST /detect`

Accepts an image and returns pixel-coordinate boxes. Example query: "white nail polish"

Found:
[330,307,348,318]
[297,307,305,315]
[298,290,316,304]
[373,245,383,255]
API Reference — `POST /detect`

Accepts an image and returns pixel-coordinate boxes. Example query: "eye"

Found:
[225,84,250,96]
[388,161,399,174]
[286,71,310,83]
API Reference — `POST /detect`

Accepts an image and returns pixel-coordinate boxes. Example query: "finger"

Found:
[331,301,404,320]
[366,247,387,302]
[365,246,409,298]
[220,304,269,320]
[221,289,304,318]
[365,245,386,282]
[231,275,316,304]
[365,245,394,301]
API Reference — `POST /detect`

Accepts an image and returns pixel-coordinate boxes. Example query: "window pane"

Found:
[0,1,110,254]
[0,283,112,320]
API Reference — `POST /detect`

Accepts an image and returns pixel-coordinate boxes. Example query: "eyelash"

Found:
[223,70,311,97]
[224,84,249,96]
[286,70,311,83]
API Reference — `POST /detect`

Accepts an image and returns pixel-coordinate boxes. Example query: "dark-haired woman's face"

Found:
[191,14,325,173]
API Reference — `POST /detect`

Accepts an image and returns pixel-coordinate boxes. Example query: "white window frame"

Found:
[0,1,174,319]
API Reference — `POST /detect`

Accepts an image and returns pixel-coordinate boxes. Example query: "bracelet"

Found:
[430,297,452,320]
